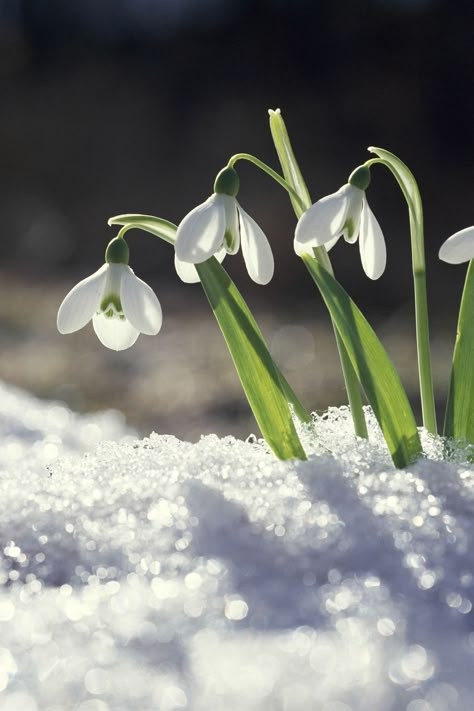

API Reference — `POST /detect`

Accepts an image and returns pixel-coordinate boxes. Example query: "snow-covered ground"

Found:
[1,382,474,710]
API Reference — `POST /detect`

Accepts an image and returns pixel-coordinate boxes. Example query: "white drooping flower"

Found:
[174,167,274,285]
[294,165,386,280]
[439,226,474,265]
[57,237,162,351]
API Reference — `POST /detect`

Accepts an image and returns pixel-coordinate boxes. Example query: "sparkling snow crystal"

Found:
[1,386,474,709]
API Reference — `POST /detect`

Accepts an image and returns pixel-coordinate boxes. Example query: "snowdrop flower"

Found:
[294,165,386,280]
[439,226,474,264]
[57,236,162,351]
[175,166,274,285]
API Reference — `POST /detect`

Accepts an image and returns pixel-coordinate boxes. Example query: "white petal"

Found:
[294,185,350,252]
[238,206,274,285]
[92,312,139,351]
[120,266,162,335]
[294,235,341,257]
[101,262,124,300]
[174,247,226,283]
[439,226,474,264]
[342,186,364,243]
[359,196,386,280]
[174,256,201,283]
[175,194,225,264]
[57,264,108,334]
[325,233,342,252]
[222,195,240,254]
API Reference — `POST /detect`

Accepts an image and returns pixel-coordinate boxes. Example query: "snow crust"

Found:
[1,383,474,710]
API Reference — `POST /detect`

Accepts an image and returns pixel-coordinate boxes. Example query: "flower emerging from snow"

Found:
[294,165,386,280]
[174,166,274,285]
[57,236,162,351]
[439,226,474,265]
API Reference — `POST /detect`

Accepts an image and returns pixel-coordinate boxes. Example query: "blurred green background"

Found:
[0,0,472,440]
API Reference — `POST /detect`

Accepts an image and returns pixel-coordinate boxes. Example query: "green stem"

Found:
[116,225,134,240]
[365,152,437,434]
[227,153,307,214]
[414,270,437,433]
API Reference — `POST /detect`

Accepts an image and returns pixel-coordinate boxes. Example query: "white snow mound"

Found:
[1,385,474,710]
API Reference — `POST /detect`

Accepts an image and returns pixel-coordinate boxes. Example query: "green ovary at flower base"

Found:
[57,236,162,351]
[294,165,387,281]
[174,166,274,286]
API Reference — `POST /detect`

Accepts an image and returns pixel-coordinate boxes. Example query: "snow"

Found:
[1,384,474,710]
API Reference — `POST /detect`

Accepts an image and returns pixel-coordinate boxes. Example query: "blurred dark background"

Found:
[0,0,472,440]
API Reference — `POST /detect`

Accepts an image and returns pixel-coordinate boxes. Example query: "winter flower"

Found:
[174,167,274,285]
[57,237,162,351]
[439,226,474,264]
[294,165,386,280]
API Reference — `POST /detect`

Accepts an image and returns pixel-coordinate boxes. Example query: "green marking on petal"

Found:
[344,217,355,241]
[100,294,123,313]
[224,228,237,253]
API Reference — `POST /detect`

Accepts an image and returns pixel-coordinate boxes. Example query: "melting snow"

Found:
[0,384,474,709]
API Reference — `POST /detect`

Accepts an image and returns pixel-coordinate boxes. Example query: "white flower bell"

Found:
[439,226,474,264]
[294,165,387,280]
[57,237,162,351]
[174,167,274,285]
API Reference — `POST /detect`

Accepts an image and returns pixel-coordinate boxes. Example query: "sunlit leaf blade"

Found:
[277,372,312,426]
[269,109,312,216]
[109,214,310,459]
[269,111,368,438]
[196,259,308,459]
[302,254,422,467]
[444,260,474,446]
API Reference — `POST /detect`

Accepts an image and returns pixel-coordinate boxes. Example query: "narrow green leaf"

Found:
[269,110,368,438]
[444,260,474,445]
[108,213,310,458]
[303,254,422,468]
[268,109,312,216]
[197,259,308,459]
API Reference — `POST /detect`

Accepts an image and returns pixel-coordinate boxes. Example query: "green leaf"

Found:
[268,109,312,217]
[197,259,308,459]
[303,254,422,468]
[269,110,368,438]
[108,213,310,459]
[444,260,474,445]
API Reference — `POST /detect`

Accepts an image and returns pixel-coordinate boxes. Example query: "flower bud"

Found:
[105,237,130,265]
[214,167,240,197]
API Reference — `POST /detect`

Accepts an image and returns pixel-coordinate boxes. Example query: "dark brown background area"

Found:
[0,0,472,439]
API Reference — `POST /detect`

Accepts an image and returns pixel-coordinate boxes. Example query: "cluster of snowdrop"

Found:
[57,109,474,467]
